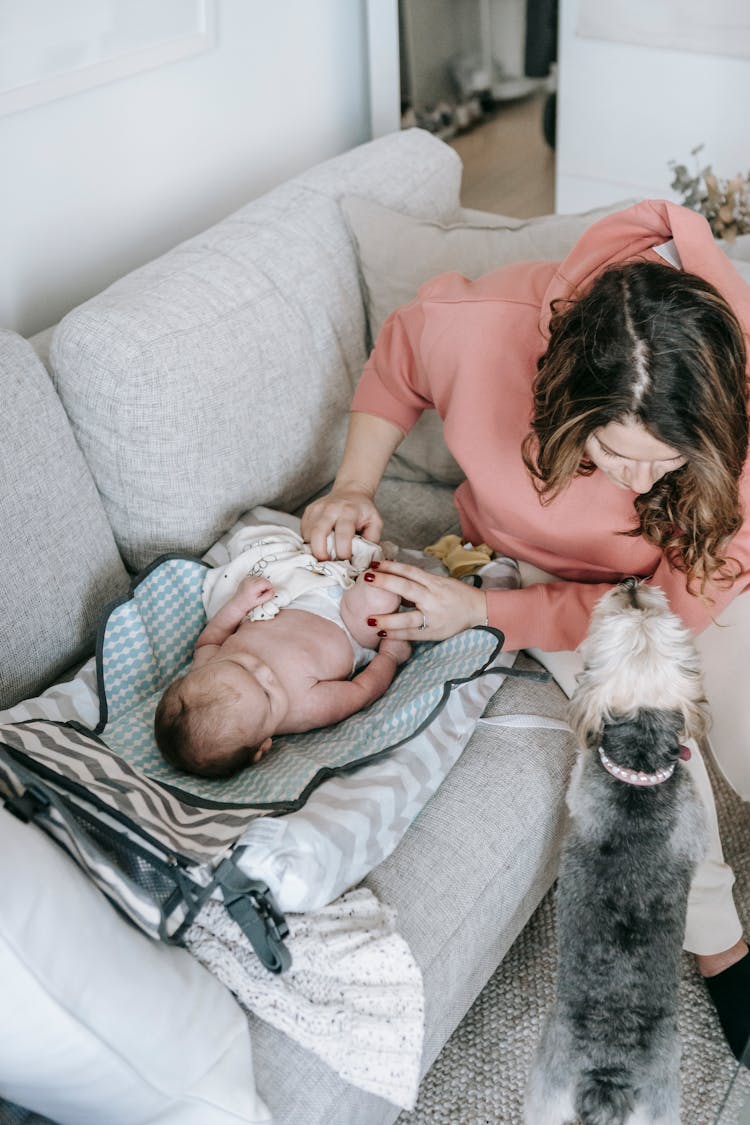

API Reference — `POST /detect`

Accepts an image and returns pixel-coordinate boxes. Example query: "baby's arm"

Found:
[195,577,275,651]
[302,640,412,729]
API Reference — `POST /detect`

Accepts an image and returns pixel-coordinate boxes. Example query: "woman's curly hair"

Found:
[522,261,748,597]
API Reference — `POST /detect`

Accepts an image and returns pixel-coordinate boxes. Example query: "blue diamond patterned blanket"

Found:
[93,553,506,809]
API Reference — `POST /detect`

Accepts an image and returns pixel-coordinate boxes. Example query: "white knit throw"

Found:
[185,887,424,1109]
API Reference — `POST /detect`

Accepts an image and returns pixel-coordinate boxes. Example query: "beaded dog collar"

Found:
[598,746,676,787]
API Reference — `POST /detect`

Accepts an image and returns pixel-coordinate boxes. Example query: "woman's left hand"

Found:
[361,560,488,641]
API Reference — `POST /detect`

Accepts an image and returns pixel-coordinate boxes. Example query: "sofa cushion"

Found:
[50,130,462,572]
[0,330,129,710]
[340,197,634,485]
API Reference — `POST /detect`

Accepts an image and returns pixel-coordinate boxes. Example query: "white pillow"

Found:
[0,807,271,1125]
[341,195,634,485]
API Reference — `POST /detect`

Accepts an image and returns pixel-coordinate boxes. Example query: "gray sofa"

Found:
[0,128,581,1124]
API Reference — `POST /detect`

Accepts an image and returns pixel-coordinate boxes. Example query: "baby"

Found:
[155,525,409,779]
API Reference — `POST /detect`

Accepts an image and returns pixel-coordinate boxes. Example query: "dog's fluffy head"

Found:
[569,580,709,749]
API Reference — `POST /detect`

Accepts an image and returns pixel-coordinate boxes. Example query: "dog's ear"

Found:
[669,646,710,742]
[567,676,605,750]
[679,679,710,744]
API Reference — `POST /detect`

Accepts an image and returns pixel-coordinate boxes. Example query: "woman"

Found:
[301,200,750,1060]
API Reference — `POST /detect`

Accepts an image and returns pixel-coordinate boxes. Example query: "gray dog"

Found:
[524,580,709,1125]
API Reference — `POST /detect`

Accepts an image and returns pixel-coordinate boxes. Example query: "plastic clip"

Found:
[215,859,292,974]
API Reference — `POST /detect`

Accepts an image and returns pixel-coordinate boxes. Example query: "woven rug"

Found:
[397,750,750,1125]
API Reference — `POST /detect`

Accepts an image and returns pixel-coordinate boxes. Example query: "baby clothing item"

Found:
[424,534,494,577]
[202,524,383,621]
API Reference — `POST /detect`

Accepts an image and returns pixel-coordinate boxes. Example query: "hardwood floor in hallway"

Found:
[446,91,556,218]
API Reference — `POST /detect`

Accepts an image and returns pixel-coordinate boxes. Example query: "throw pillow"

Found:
[341,195,633,342]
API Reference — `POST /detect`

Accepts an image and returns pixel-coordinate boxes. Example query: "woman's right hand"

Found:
[301,412,405,560]
[301,487,383,561]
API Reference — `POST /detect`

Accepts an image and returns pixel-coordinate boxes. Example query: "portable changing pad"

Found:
[94,553,507,810]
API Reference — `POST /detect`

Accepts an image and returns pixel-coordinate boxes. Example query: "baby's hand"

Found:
[196,576,277,650]
[238,576,275,605]
[378,637,412,666]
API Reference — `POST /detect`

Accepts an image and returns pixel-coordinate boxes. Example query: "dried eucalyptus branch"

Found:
[669,144,750,242]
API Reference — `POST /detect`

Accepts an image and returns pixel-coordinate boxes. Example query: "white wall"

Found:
[367,0,400,138]
[556,0,750,214]
[1,0,371,337]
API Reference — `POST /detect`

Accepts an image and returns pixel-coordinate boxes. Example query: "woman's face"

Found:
[583,419,687,494]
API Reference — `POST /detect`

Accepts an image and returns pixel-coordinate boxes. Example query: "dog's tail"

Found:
[576,1067,634,1125]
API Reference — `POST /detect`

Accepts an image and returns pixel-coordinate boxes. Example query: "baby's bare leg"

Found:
[340,574,400,648]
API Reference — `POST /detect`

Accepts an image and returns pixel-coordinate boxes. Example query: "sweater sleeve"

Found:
[488,555,750,653]
[351,283,447,433]
[486,581,613,652]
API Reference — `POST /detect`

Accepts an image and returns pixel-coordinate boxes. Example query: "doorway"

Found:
[398,0,557,217]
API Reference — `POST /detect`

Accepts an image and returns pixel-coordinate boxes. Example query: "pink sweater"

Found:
[351,200,750,652]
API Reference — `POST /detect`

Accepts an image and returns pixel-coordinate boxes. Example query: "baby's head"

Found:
[154,664,275,779]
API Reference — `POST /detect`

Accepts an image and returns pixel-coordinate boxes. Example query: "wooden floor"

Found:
[447,91,556,218]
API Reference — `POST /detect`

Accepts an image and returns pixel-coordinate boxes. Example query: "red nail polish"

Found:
[370,560,381,569]
[364,572,375,582]
[377,630,387,638]
[367,617,377,626]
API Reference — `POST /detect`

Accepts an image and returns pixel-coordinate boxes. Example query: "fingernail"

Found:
[367,617,377,626]
[370,560,381,569]
[377,630,387,638]
[364,572,375,583]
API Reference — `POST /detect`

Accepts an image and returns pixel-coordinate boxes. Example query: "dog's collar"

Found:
[598,746,676,787]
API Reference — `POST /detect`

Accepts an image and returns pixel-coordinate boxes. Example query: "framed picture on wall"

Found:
[0,0,216,117]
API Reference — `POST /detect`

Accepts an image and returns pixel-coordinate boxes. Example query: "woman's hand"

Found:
[301,413,404,560]
[301,487,383,561]
[361,560,488,641]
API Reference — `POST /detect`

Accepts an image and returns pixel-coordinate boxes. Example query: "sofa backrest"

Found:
[50,129,463,572]
[0,330,129,709]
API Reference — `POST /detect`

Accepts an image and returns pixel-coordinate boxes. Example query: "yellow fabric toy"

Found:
[423,534,493,578]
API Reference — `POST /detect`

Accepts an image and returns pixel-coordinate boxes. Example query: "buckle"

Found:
[215,860,292,974]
